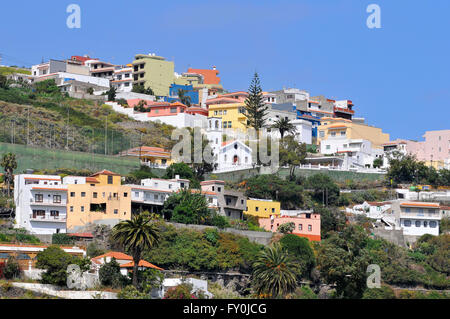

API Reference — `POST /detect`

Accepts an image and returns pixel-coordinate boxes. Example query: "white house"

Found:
[14,175,68,235]
[392,201,441,237]
[320,138,383,169]
[111,66,133,92]
[151,277,213,299]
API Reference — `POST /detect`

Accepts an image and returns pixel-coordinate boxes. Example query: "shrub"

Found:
[278,222,295,234]
[3,256,21,279]
[164,283,197,299]
[118,285,147,299]
[362,285,396,299]
[52,233,75,245]
[279,234,316,278]
[35,246,78,286]
[99,258,128,289]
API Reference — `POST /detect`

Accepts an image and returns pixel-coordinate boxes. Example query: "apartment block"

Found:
[14,175,68,235]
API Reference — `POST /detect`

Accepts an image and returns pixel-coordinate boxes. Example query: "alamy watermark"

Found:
[366,4,381,29]
[366,264,381,288]
[66,4,81,29]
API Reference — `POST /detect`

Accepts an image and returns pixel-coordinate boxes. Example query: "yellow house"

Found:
[66,170,131,232]
[119,146,174,167]
[318,117,390,149]
[208,102,248,132]
[244,198,281,218]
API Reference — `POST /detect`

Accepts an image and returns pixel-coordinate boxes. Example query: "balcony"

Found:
[30,199,66,207]
[29,214,67,222]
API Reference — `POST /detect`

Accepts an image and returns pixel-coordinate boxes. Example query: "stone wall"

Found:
[11,283,117,299]
[372,228,406,247]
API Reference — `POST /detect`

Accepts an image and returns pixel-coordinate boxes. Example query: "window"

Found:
[81,206,84,212]
[404,220,411,227]
[255,207,259,212]
[415,220,421,227]
[170,107,177,113]
[70,206,73,212]
[272,208,275,213]
[423,221,428,227]
[405,208,410,213]
[81,192,86,197]
[298,224,303,231]
[308,225,312,231]
[340,131,346,136]
[218,187,222,192]
[93,192,98,199]
[212,186,215,191]
[331,132,336,137]
[319,131,325,138]
[107,176,113,184]
[53,195,61,204]
[326,145,330,150]
[114,209,118,215]
[50,211,59,217]
[154,194,159,200]
[429,221,437,228]
[35,194,43,203]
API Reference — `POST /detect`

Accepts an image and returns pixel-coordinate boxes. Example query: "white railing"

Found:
[29,215,67,222]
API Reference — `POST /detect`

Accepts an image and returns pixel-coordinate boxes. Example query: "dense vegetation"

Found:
[143,223,264,274]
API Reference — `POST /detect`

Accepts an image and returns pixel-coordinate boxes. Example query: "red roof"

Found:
[90,170,120,177]
[120,260,164,270]
[187,68,221,85]
[92,252,133,262]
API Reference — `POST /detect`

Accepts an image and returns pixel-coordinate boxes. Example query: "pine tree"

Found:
[244,73,268,131]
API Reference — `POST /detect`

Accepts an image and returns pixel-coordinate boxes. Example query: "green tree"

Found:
[111,215,161,287]
[35,246,78,286]
[177,89,191,107]
[165,162,196,183]
[278,222,295,234]
[99,257,128,288]
[3,256,21,279]
[279,136,307,180]
[272,117,296,140]
[306,174,340,206]
[87,87,94,95]
[279,234,316,278]
[132,84,154,96]
[0,74,9,89]
[373,157,383,169]
[252,243,299,298]
[244,72,268,131]
[316,225,370,298]
[34,79,60,94]
[106,86,117,102]
[166,188,211,225]
[1,153,17,197]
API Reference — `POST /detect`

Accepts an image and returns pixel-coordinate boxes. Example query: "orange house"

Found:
[65,170,131,232]
[259,213,321,241]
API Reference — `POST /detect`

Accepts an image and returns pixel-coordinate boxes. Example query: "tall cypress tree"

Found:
[244,72,268,131]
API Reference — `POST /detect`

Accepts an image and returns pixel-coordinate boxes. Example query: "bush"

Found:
[209,213,230,229]
[118,285,148,299]
[99,258,128,289]
[362,285,396,299]
[52,233,75,245]
[35,246,78,286]
[279,234,316,278]
[164,283,197,299]
[3,256,21,279]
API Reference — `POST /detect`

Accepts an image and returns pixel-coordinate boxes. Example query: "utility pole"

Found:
[66,105,69,150]
[105,115,108,155]
[27,107,30,146]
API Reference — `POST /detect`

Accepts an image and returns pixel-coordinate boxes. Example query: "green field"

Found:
[0,142,140,175]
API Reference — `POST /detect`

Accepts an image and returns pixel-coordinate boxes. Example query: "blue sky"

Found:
[1,0,449,141]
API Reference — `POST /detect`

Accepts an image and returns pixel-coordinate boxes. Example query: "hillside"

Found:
[0,85,176,155]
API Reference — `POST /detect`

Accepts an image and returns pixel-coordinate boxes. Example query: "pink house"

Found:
[417,130,450,162]
[259,213,321,241]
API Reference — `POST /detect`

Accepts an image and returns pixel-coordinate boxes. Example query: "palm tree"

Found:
[111,214,161,287]
[1,153,17,197]
[271,117,296,140]
[177,89,191,107]
[252,243,299,298]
